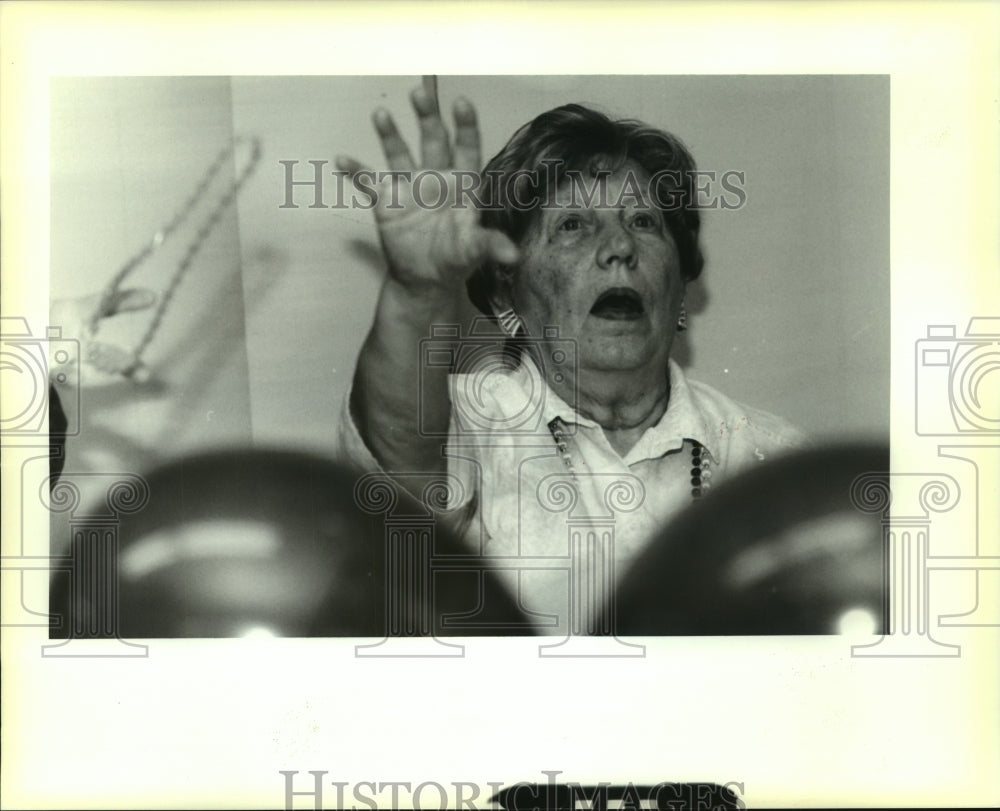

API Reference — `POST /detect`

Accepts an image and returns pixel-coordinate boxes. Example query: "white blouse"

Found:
[337,357,807,635]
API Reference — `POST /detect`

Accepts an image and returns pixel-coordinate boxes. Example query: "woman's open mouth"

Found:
[589,287,645,320]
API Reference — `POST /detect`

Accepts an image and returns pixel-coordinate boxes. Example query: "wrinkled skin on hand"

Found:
[335,76,519,298]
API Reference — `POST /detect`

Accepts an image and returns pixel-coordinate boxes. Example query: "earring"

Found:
[496,308,523,337]
[677,300,688,332]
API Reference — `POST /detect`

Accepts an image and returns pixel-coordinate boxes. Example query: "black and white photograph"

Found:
[43,73,890,642]
[2,3,998,809]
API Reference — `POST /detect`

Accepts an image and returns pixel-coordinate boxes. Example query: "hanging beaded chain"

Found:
[548,417,579,478]
[689,440,712,499]
[547,417,711,502]
[87,135,263,379]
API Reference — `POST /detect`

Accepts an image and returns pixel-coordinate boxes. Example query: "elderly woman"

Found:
[336,78,805,635]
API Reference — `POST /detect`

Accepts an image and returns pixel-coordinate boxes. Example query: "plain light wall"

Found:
[49,77,253,544]
[232,75,889,448]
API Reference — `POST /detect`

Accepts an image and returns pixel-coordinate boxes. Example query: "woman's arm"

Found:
[338,78,518,479]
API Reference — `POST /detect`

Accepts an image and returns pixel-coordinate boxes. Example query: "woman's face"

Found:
[500,162,684,377]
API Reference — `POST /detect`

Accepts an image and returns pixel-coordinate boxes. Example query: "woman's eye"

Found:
[557,217,583,232]
[631,213,657,229]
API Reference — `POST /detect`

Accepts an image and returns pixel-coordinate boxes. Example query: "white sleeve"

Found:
[442,373,478,512]
[332,380,478,515]
[331,387,383,473]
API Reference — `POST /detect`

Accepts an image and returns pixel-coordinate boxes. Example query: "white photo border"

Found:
[2,2,998,809]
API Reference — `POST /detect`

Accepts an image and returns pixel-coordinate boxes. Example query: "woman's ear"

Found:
[487,266,516,319]
[488,270,525,337]
[488,290,512,319]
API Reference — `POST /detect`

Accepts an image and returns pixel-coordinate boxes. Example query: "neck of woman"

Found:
[550,364,671,458]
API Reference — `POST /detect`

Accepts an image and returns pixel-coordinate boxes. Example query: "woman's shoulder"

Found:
[449,358,547,432]
[680,368,809,457]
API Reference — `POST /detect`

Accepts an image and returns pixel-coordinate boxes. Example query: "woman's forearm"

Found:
[350,277,463,478]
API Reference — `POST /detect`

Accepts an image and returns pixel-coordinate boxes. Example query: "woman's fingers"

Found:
[335,155,381,208]
[452,97,481,173]
[454,223,520,269]
[357,78,478,181]
[373,108,416,172]
[422,74,438,102]
[411,78,452,169]
[339,79,503,284]
[334,155,369,177]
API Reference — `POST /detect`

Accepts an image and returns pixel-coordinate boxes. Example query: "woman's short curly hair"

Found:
[466,103,705,316]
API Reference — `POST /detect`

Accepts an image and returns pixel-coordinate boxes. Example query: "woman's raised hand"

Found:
[336,77,518,295]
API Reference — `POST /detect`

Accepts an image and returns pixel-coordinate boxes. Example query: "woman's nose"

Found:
[596,223,637,270]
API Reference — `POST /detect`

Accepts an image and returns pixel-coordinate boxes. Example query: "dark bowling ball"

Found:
[50,449,526,638]
[612,442,890,635]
